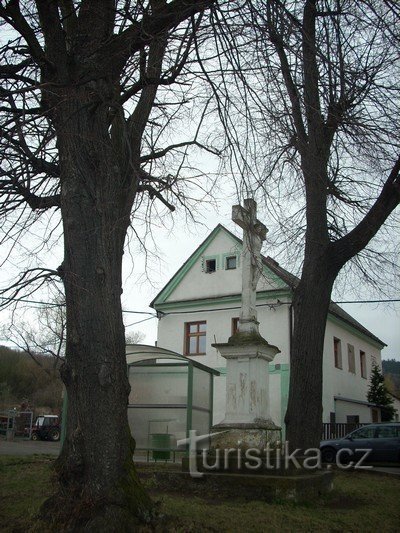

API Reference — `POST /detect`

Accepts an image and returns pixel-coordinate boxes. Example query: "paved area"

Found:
[1,439,399,477]
[0,438,60,456]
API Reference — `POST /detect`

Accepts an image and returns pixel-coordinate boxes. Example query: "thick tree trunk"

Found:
[41,95,152,530]
[285,255,335,451]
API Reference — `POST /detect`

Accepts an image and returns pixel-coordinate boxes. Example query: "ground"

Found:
[0,439,60,456]
[1,452,400,532]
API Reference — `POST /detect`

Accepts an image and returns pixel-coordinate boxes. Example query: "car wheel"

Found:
[49,429,60,442]
[31,432,39,441]
[321,447,336,463]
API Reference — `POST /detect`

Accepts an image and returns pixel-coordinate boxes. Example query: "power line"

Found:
[0,295,157,316]
[1,295,399,319]
[122,309,155,315]
[0,296,62,307]
[124,315,158,328]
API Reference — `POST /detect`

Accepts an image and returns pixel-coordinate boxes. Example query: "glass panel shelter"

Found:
[126,344,219,459]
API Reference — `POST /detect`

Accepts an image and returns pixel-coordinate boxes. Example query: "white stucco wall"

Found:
[322,318,382,422]
[166,229,285,303]
[334,400,375,424]
[156,305,290,367]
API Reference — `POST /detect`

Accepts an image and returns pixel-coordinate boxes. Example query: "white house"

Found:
[150,224,386,433]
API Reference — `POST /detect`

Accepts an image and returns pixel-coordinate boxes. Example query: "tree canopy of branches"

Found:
[207,0,400,449]
[0,1,216,528]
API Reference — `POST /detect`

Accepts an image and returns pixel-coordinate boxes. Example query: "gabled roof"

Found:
[150,224,386,348]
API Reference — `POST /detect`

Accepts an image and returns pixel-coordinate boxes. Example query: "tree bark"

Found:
[0,0,214,529]
[280,0,400,452]
[40,89,151,530]
[285,254,336,451]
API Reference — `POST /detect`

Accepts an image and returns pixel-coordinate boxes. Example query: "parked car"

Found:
[30,415,61,442]
[320,423,400,463]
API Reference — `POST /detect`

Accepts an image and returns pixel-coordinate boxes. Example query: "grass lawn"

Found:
[1,456,399,532]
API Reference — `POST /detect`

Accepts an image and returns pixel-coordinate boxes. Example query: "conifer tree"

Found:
[368,364,396,421]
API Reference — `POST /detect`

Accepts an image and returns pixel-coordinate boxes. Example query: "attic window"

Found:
[226,256,237,270]
[205,259,216,273]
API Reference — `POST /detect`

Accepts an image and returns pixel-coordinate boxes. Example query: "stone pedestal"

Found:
[211,333,281,450]
[211,422,281,451]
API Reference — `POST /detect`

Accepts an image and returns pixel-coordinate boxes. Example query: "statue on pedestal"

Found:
[212,198,281,450]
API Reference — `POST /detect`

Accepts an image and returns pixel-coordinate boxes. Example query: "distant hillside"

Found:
[0,345,63,413]
[382,358,400,398]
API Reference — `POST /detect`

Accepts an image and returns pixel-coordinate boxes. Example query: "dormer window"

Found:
[226,256,237,270]
[205,259,216,273]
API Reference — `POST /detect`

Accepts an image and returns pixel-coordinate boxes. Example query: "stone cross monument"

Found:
[232,198,267,334]
[211,198,281,449]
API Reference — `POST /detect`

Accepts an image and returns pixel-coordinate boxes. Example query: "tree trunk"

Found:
[285,251,335,451]
[41,93,151,530]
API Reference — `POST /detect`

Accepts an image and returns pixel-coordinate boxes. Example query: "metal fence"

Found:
[322,422,368,440]
[0,410,33,439]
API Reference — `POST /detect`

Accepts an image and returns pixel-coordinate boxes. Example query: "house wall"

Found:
[322,318,382,423]
[157,305,291,365]
[334,399,376,424]
[154,225,384,431]
[157,302,383,427]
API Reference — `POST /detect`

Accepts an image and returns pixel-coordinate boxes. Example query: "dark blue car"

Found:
[320,423,400,464]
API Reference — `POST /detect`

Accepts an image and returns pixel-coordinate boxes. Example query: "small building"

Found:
[150,224,387,433]
[126,344,219,457]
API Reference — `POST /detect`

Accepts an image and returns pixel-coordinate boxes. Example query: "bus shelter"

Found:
[126,344,219,460]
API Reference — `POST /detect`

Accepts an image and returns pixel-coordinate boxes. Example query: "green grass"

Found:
[1,456,399,532]
[0,455,54,532]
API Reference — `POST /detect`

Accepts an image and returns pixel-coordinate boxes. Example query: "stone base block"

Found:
[211,420,282,451]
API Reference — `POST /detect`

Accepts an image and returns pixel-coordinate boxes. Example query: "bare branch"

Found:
[140,140,220,162]
[330,155,400,269]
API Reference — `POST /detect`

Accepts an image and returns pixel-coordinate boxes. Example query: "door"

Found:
[371,408,379,423]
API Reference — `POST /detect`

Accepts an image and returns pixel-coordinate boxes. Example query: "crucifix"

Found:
[211,198,280,435]
[232,198,267,335]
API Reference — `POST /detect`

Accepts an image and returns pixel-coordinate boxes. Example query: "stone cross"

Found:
[232,198,267,334]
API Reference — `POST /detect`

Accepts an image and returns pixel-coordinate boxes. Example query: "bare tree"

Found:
[125,330,145,344]
[0,1,216,528]
[208,0,400,449]
[2,286,66,372]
